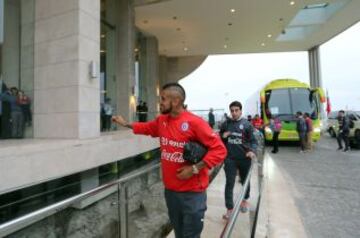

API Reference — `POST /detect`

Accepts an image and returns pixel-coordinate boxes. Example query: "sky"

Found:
[180,21,360,114]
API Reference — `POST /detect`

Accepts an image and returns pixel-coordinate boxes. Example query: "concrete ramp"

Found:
[255,153,307,238]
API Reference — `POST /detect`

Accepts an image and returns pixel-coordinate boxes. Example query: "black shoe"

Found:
[337,147,343,151]
[343,148,349,152]
[271,150,278,154]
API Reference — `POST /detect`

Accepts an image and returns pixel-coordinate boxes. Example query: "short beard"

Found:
[160,105,172,114]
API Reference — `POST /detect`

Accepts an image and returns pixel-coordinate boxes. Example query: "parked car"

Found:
[327,110,360,148]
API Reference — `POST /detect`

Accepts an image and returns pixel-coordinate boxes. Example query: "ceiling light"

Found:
[261,43,265,47]
[183,47,188,51]
[100,50,106,53]
[101,34,105,38]
[134,48,139,52]
[223,44,228,49]
[290,1,295,5]
[230,9,236,13]
[267,34,272,38]
[304,3,328,9]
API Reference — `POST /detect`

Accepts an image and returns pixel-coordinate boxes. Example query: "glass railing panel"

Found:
[0,148,160,226]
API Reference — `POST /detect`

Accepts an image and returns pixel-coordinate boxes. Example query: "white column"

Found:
[2,0,20,88]
[143,36,159,119]
[104,0,117,111]
[115,0,136,122]
[33,0,100,139]
[308,46,322,88]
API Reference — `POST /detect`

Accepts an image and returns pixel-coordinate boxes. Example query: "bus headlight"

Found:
[313,128,321,133]
[265,127,272,134]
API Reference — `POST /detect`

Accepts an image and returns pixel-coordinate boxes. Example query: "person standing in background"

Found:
[0,87,24,138]
[252,114,263,133]
[17,90,32,126]
[296,111,307,153]
[304,112,313,151]
[269,115,282,154]
[336,110,350,152]
[103,97,113,131]
[208,108,215,129]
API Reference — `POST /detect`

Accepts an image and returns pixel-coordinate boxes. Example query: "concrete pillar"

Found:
[33,0,100,139]
[20,0,35,138]
[115,0,136,122]
[139,36,159,119]
[159,55,168,87]
[308,46,322,88]
[2,0,20,88]
[104,0,117,111]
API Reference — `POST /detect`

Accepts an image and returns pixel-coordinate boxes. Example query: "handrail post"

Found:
[118,183,129,238]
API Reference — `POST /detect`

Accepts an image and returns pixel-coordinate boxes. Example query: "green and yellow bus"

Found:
[246,79,326,142]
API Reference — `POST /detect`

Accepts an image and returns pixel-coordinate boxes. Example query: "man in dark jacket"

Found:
[208,108,215,128]
[337,110,350,152]
[0,87,24,138]
[220,101,257,219]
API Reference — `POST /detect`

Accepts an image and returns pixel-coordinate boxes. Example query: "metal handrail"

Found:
[0,162,160,237]
[220,161,254,238]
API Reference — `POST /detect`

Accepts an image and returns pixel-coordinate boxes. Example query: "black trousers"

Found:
[299,132,306,151]
[337,130,349,149]
[224,158,251,210]
[165,189,207,238]
[272,131,280,152]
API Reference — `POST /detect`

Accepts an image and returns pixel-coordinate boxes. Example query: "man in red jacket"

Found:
[112,83,226,238]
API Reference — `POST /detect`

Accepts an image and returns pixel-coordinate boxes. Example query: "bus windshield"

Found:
[265,88,318,120]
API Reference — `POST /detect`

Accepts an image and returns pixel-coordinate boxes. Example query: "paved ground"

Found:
[268,135,360,238]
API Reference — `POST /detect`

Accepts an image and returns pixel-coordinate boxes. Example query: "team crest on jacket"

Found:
[239,124,244,130]
[181,122,189,131]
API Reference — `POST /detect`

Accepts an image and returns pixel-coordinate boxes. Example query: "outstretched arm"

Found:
[112,115,133,129]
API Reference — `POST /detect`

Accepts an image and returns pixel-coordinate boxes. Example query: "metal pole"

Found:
[119,184,129,238]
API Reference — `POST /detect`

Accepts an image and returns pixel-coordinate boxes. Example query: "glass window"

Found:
[265,88,318,120]
[265,89,291,117]
[290,88,318,119]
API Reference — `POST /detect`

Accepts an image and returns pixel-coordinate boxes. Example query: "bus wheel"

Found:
[355,130,360,149]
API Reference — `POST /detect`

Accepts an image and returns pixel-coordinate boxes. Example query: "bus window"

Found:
[290,88,318,119]
[265,89,291,119]
[265,88,318,121]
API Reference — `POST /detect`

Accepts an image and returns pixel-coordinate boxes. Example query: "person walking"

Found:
[208,108,215,129]
[296,111,307,153]
[219,101,257,219]
[112,83,226,238]
[336,110,350,152]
